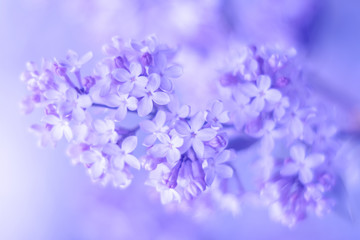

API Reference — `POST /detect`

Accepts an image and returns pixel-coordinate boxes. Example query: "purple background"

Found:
[1,0,360,239]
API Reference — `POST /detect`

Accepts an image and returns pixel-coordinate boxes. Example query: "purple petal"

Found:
[265,89,282,102]
[154,110,166,127]
[163,65,183,78]
[205,167,215,186]
[166,149,181,164]
[299,168,313,184]
[93,120,108,133]
[121,136,137,153]
[290,144,306,162]
[251,97,265,112]
[211,100,223,116]
[257,75,271,91]
[89,158,106,180]
[216,150,231,164]
[77,95,92,108]
[290,117,304,138]
[152,92,170,105]
[127,97,138,110]
[118,81,134,94]
[51,125,63,141]
[138,96,153,117]
[216,164,233,178]
[139,120,157,132]
[192,138,205,158]
[72,107,85,122]
[80,151,99,164]
[305,153,325,168]
[160,76,173,92]
[190,111,205,132]
[218,111,230,123]
[280,163,300,176]
[147,73,161,92]
[113,155,125,170]
[79,51,93,65]
[63,126,73,142]
[143,134,157,147]
[154,53,167,71]
[150,144,168,158]
[241,83,258,97]
[115,105,127,121]
[171,136,184,148]
[178,105,191,118]
[112,68,130,82]
[196,128,217,141]
[135,76,148,88]
[42,115,60,125]
[124,154,140,170]
[174,120,191,136]
[129,62,142,76]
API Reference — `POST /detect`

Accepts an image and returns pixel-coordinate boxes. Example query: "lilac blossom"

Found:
[175,112,217,158]
[103,136,140,170]
[281,144,325,184]
[22,36,356,227]
[241,75,282,112]
[112,62,148,93]
[42,114,73,142]
[136,73,170,117]
[203,150,233,186]
[149,134,184,164]
[140,110,169,147]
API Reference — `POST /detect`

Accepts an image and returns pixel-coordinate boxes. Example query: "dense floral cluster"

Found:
[21,36,350,226]
[21,36,234,204]
[217,45,342,226]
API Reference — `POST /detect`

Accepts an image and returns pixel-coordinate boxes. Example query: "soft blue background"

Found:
[1,0,360,239]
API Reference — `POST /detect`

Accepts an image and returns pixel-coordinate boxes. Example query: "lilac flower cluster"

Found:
[21,36,233,203]
[22,36,351,226]
[217,45,342,226]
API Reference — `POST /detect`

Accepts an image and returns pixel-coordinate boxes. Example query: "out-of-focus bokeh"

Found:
[1,0,360,239]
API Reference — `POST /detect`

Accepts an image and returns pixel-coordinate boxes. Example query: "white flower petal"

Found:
[51,125,63,141]
[122,136,137,153]
[129,62,142,76]
[124,154,140,170]
[196,128,217,141]
[265,89,282,102]
[166,149,181,164]
[147,73,161,92]
[178,105,191,118]
[127,96,138,111]
[152,92,170,105]
[112,68,130,82]
[241,83,258,97]
[63,125,73,142]
[257,75,271,91]
[190,111,205,132]
[138,96,153,117]
[78,95,92,108]
[42,115,60,125]
[164,65,183,78]
[139,120,157,132]
[192,138,205,158]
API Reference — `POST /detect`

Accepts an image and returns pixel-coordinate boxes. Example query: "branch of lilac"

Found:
[21,35,355,227]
